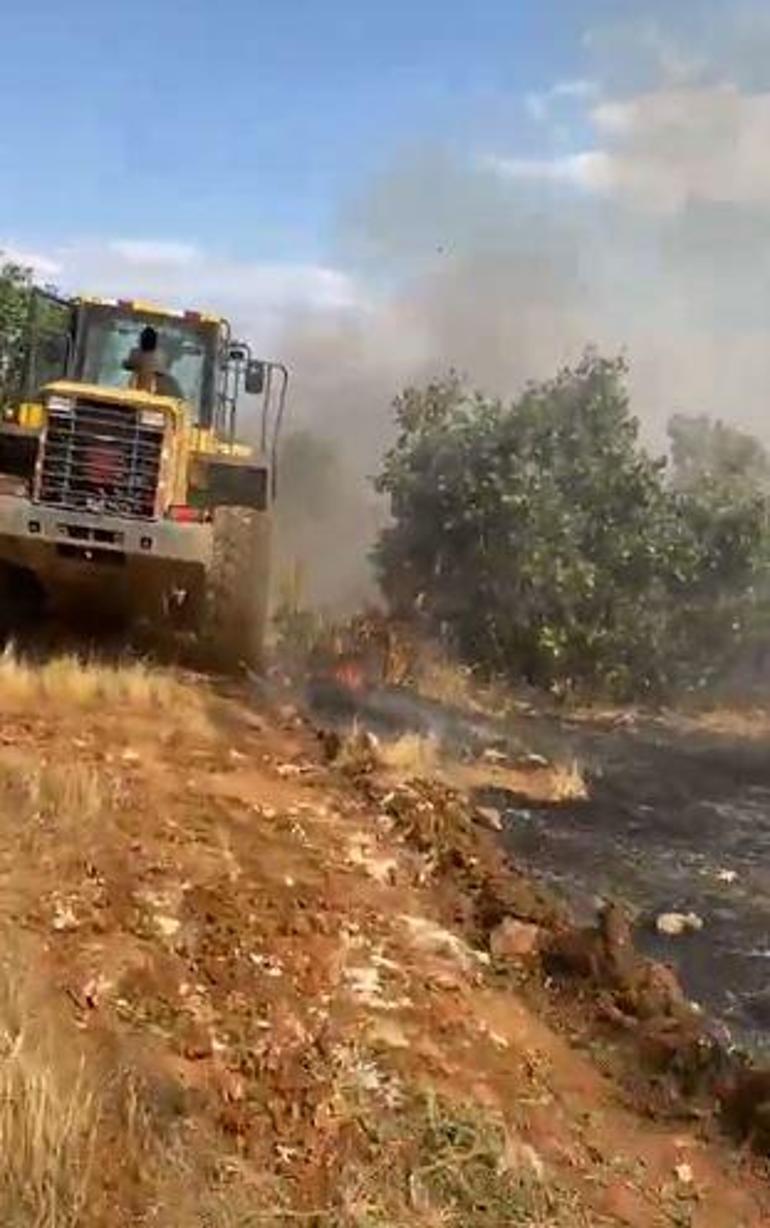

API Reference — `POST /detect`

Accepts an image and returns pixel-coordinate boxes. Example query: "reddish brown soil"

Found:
[0,676,765,1225]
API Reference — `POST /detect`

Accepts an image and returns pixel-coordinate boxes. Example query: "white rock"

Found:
[482,748,507,764]
[52,902,79,932]
[155,914,181,938]
[716,868,738,884]
[475,805,503,832]
[656,911,704,937]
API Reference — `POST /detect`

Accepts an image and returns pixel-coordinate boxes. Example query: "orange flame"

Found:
[332,659,367,693]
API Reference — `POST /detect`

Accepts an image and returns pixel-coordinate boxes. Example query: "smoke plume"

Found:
[273,7,770,606]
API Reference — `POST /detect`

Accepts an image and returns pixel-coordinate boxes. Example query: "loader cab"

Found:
[71,300,220,427]
[0,290,289,503]
[3,290,286,444]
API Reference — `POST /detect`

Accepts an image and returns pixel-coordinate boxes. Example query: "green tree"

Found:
[374,353,770,697]
[0,256,33,405]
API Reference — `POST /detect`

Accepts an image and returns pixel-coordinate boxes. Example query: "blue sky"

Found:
[0,1,657,264]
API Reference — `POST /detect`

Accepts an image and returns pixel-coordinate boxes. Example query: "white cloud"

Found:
[1,244,61,277]
[109,239,200,267]
[0,237,363,346]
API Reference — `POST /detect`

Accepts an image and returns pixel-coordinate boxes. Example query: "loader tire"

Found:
[204,507,271,673]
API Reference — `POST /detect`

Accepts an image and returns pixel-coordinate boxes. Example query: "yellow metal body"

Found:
[74,294,222,327]
[4,294,261,517]
[16,383,255,511]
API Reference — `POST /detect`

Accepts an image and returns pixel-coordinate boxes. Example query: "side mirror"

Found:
[244,359,265,395]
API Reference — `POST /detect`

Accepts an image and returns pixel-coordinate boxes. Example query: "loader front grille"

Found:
[36,399,164,519]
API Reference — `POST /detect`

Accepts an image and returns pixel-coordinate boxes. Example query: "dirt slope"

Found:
[0,655,765,1226]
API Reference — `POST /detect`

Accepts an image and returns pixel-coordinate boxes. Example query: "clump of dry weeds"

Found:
[0,648,202,714]
[377,732,440,780]
[0,963,100,1228]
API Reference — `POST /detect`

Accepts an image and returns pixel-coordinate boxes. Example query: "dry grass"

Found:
[446,755,589,805]
[0,649,213,742]
[548,758,589,802]
[333,728,441,782]
[0,964,100,1228]
[0,647,199,712]
[415,656,477,709]
[378,732,440,780]
[320,1088,588,1228]
[0,753,112,840]
[414,653,517,720]
[29,761,107,825]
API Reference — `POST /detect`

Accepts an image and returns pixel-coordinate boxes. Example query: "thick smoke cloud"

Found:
[274,8,770,607]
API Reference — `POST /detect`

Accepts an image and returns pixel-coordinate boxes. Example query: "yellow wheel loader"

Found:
[0,290,288,669]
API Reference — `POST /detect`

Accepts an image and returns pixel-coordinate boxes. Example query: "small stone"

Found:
[180,1022,213,1061]
[675,1162,694,1185]
[482,748,507,764]
[155,914,181,938]
[521,752,549,768]
[490,918,542,962]
[716,868,738,884]
[475,805,503,832]
[121,748,140,764]
[656,912,704,937]
[52,903,79,932]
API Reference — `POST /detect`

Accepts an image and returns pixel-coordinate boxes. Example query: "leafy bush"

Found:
[374,352,770,698]
[0,257,34,404]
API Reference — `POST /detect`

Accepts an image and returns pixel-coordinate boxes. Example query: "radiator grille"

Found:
[37,400,164,519]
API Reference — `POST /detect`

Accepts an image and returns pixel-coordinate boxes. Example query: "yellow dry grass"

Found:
[0,649,211,734]
[30,761,106,825]
[0,965,99,1228]
[414,654,515,719]
[548,758,589,802]
[378,731,440,779]
[448,756,589,804]
[415,656,477,708]
[0,753,111,838]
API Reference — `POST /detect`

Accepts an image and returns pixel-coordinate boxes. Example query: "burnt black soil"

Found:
[308,680,770,1056]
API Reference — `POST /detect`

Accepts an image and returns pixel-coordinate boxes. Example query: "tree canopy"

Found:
[374,352,770,697]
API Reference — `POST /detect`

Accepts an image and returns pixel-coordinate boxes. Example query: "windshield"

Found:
[79,309,215,418]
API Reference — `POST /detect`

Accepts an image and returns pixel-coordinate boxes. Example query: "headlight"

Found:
[140,409,166,429]
[47,395,74,413]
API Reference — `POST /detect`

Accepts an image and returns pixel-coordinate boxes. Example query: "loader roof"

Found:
[74,294,223,326]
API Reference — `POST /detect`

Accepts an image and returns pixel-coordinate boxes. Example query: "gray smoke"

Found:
[271,7,770,607]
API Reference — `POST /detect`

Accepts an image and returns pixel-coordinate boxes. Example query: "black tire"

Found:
[203,507,271,672]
